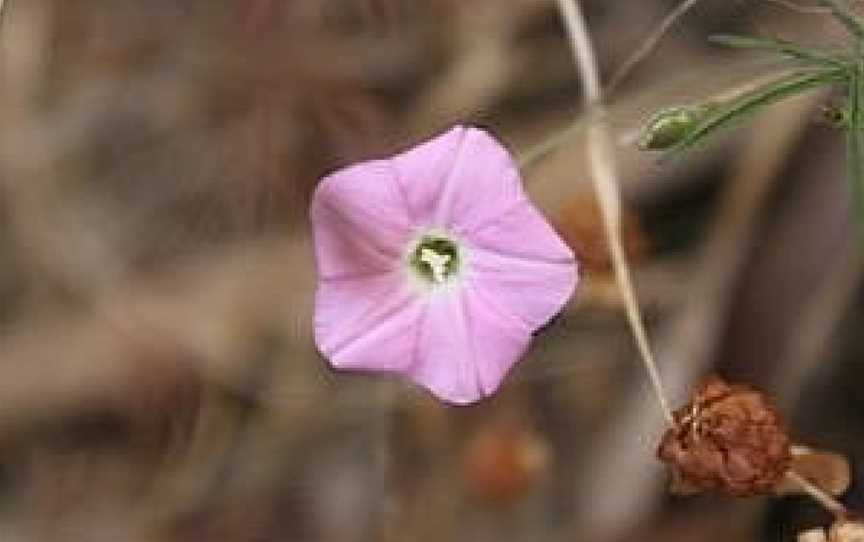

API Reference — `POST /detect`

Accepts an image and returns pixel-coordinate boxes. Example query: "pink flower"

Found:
[310,125,578,404]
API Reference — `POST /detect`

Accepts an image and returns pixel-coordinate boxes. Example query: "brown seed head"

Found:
[657,376,791,496]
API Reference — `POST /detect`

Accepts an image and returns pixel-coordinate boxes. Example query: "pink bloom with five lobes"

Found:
[311,125,578,404]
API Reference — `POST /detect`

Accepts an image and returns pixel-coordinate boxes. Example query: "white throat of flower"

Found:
[407,231,463,289]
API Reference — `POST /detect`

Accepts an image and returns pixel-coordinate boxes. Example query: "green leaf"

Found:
[668,68,848,153]
[816,0,864,40]
[846,61,864,234]
[709,34,848,68]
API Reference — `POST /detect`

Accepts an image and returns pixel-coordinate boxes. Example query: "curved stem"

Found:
[554,0,675,426]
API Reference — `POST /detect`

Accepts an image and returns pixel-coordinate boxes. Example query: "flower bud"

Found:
[638,104,715,151]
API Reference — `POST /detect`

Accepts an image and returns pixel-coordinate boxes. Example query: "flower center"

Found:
[410,235,460,284]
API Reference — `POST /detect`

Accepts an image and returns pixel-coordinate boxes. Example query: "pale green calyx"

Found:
[639,103,716,151]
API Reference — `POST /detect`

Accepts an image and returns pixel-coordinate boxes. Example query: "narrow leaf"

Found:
[709,34,847,68]
[669,68,847,153]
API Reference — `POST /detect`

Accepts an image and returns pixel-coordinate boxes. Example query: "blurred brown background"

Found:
[0,0,862,540]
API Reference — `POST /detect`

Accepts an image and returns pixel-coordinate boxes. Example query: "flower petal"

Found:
[466,200,578,329]
[311,160,415,280]
[432,127,525,233]
[391,126,524,232]
[315,272,423,372]
[390,125,467,225]
[407,289,530,404]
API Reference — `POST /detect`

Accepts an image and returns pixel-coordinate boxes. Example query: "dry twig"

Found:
[555,0,674,425]
[607,0,705,95]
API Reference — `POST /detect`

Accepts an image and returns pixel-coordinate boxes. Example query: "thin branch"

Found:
[764,0,834,15]
[517,117,589,170]
[606,0,841,95]
[554,0,674,425]
[786,470,848,516]
[607,0,704,95]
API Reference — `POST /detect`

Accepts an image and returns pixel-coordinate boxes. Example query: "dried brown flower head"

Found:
[657,376,791,496]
